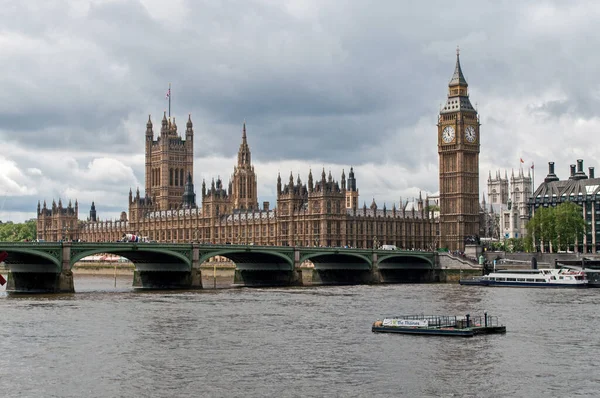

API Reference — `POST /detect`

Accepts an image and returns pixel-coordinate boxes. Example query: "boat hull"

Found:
[459,279,587,288]
[371,325,507,337]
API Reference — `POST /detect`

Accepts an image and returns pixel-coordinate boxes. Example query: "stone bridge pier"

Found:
[5,243,74,293]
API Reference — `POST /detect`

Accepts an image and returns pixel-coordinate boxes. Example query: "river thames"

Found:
[1,276,599,398]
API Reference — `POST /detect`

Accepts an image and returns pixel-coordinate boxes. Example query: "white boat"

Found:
[460,268,588,288]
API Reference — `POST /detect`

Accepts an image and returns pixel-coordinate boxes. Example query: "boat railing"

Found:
[389,315,458,328]
[389,314,503,328]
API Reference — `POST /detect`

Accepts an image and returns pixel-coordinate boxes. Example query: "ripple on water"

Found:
[1,277,600,397]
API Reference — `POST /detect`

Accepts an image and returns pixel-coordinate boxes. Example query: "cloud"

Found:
[2,0,600,223]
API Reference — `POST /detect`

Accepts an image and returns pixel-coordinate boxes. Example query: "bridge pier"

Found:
[132,268,202,290]
[6,270,74,293]
[233,269,302,287]
[309,268,378,285]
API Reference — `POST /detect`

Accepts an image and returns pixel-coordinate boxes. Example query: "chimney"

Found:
[590,167,595,179]
[569,164,576,179]
[544,161,560,183]
[574,159,588,180]
[263,201,270,212]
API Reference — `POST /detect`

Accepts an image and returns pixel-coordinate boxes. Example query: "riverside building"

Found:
[529,160,600,253]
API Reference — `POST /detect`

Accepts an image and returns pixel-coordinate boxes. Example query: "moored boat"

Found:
[372,314,506,337]
[459,268,587,288]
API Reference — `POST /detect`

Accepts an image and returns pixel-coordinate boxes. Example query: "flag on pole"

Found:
[165,88,170,99]
[520,158,524,163]
[531,162,534,169]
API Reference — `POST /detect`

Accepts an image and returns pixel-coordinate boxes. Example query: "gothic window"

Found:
[169,169,173,186]
[174,169,179,186]
[180,169,184,186]
[327,201,332,213]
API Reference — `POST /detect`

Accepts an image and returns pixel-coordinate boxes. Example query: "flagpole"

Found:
[532,162,535,195]
[168,83,171,118]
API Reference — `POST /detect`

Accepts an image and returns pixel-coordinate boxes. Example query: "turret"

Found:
[90,201,97,222]
[186,114,193,139]
[277,173,282,196]
[308,170,313,193]
[161,111,168,136]
[341,169,346,191]
[182,172,196,209]
[146,115,153,140]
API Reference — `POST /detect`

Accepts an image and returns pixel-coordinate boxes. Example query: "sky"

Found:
[1,0,600,223]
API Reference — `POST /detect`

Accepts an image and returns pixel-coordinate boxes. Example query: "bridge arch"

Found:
[198,248,294,271]
[300,251,373,270]
[377,253,435,269]
[0,247,62,269]
[70,246,192,269]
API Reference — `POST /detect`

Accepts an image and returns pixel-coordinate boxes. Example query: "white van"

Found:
[381,245,397,250]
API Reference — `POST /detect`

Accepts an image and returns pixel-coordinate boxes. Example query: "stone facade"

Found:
[37,118,437,249]
[484,168,532,240]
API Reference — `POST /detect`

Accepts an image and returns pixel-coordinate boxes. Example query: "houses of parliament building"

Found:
[36,52,479,251]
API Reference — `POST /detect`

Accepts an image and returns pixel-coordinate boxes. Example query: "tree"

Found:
[554,202,586,251]
[0,220,37,242]
[526,203,585,253]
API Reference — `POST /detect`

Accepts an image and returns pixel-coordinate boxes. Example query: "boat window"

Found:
[526,279,535,282]
[517,278,525,282]
[497,278,506,281]
[506,278,516,281]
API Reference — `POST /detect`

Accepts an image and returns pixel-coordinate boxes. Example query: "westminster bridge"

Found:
[0,242,438,293]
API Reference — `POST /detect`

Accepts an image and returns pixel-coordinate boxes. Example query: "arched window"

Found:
[170,169,173,186]
[174,169,179,186]
[180,169,184,186]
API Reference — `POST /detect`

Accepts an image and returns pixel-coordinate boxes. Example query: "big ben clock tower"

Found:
[438,49,480,251]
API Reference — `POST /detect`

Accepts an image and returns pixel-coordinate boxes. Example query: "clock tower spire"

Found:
[437,49,480,251]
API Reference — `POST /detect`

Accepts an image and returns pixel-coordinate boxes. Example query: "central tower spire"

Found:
[231,122,258,210]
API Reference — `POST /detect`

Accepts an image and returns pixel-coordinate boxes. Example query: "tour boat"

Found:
[371,314,506,337]
[459,268,588,288]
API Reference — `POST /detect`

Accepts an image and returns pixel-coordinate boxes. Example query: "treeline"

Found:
[0,220,37,242]
[525,202,586,253]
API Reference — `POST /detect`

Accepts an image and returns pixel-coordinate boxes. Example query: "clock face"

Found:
[465,125,477,143]
[442,126,455,143]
